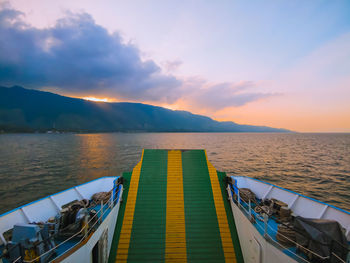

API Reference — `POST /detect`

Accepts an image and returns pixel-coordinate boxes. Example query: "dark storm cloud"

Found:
[0,6,181,103]
[0,5,274,108]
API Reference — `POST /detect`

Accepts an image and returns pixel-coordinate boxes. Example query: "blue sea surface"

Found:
[0,133,349,213]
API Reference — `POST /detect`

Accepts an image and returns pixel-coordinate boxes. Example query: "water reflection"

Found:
[76,134,115,182]
[0,133,349,214]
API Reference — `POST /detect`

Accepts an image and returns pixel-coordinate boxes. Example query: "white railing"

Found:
[2,184,122,263]
[228,184,349,263]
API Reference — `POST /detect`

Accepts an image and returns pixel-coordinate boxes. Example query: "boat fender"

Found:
[254,205,272,216]
[254,206,262,214]
[91,191,111,204]
[238,188,256,203]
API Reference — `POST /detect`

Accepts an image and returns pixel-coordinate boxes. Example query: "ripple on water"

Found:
[0,133,349,213]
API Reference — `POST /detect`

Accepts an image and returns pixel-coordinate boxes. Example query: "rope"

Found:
[276,223,296,247]
[91,190,112,204]
[238,188,256,203]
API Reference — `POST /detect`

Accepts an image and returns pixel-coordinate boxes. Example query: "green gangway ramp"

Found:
[109,149,244,263]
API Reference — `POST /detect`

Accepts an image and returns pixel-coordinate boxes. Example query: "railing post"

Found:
[100,201,103,223]
[237,189,241,207]
[84,215,88,238]
[109,188,116,207]
[248,199,252,220]
[263,213,268,238]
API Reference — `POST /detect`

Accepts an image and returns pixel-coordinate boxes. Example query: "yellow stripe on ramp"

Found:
[205,152,237,263]
[166,150,187,262]
[115,151,144,263]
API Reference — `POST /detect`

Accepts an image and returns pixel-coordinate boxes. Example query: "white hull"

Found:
[0,177,123,263]
[59,190,122,263]
[229,190,297,263]
[228,176,350,263]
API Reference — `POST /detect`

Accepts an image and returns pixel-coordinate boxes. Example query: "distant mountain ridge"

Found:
[0,86,290,133]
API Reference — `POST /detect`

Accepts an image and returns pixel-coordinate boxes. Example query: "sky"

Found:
[0,0,349,132]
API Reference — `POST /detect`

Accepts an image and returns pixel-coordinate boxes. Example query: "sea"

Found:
[0,133,349,214]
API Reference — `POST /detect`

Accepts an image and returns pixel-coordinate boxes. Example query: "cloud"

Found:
[161,59,182,72]
[179,79,276,112]
[0,4,273,110]
[0,5,181,103]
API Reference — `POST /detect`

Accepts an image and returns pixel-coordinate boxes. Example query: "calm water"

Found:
[0,133,349,214]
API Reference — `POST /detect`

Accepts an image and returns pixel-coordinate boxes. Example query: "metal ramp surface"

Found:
[109,149,244,263]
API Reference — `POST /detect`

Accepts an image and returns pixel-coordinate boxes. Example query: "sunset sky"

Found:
[1,0,349,132]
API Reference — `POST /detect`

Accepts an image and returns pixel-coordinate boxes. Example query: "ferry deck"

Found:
[109,149,244,263]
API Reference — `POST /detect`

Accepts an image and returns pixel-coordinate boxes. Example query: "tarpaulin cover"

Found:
[294,216,348,262]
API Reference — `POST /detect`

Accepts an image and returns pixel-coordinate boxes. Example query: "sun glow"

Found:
[83,97,110,102]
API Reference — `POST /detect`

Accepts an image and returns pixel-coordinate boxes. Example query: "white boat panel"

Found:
[49,196,61,212]
[235,176,249,188]
[76,177,116,200]
[262,185,273,200]
[20,208,31,222]
[22,197,59,223]
[318,205,328,218]
[51,189,83,209]
[74,187,85,199]
[288,195,299,209]
[293,195,326,218]
[266,186,297,206]
[246,178,271,199]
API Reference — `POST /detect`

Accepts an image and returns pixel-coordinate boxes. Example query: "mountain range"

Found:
[0,86,290,133]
